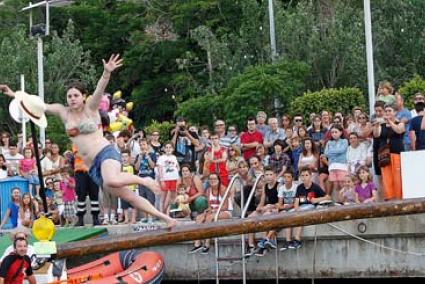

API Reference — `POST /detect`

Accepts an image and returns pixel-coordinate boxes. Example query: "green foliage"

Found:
[176,92,224,127]
[46,116,70,151]
[144,120,175,144]
[290,88,366,118]
[398,74,425,110]
[176,60,309,129]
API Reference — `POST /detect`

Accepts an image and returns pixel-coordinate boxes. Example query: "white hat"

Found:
[9,91,47,128]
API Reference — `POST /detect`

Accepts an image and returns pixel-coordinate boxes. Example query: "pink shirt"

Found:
[19,158,35,174]
[60,177,76,202]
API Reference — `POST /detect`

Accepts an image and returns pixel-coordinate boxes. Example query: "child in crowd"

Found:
[121,150,138,224]
[157,142,180,214]
[246,167,280,257]
[290,136,302,179]
[60,167,77,226]
[338,175,359,205]
[0,187,21,230]
[170,184,191,218]
[18,193,35,228]
[18,147,40,197]
[45,196,60,225]
[324,124,348,197]
[135,138,157,223]
[355,166,378,203]
[278,170,298,251]
[52,178,64,224]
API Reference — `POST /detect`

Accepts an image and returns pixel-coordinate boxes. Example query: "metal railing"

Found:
[212,173,264,284]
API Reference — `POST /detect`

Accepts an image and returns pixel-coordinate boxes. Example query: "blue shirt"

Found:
[396,108,412,146]
[7,202,19,228]
[136,152,157,178]
[409,115,425,150]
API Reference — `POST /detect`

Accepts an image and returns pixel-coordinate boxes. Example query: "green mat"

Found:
[0,227,107,255]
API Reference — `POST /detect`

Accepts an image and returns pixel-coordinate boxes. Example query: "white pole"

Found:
[268,0,277,62]
[364,0,375,115]
[20,75,27,146]
[37,36,45,146]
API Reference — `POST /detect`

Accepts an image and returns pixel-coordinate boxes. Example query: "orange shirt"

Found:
[72,144,88,172]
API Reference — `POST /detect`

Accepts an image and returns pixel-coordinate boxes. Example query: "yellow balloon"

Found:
[32,216,55,241]
[126,102,134,112]
[112,90,122,100]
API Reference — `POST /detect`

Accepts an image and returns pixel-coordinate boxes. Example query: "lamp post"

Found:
[363,0,375,115]
[268,0,281,119]
[22,0,73,213]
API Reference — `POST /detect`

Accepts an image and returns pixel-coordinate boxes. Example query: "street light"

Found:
[22,0,74,146]
[21,0,73,213]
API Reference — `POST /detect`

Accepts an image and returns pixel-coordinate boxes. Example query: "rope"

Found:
[311,225,318,284]
[327,223,425,257]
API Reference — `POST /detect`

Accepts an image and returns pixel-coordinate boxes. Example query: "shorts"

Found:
[329,169,348,182]
[161,180,177,191]
[102,189,118,209]
[121,190,138,209]
[89,145,122,187]
[139,185,155,205]
[26,175,40,186]
[63,201,76,219]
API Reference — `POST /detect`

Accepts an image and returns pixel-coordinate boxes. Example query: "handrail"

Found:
[241,173,264,219]
[213,174,243,222]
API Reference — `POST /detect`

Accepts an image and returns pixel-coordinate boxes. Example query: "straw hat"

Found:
[10,91,47,128]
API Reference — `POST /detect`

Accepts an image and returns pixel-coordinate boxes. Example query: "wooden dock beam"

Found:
[56,198,425,258]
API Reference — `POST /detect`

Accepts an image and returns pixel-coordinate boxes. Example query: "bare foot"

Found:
[165,217,178,229]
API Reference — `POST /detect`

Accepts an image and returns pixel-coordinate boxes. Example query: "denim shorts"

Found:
[88,145,122,187]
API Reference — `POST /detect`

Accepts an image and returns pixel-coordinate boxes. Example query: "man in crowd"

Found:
[0,238,36,284]
[4,141,23,176]
[411,102,425,150]
[171,116,199,169]
[263,117,285,153]
[256,111,270,137]
[394,93,412,151]
[240,117,263,161]
[411,92,425,118]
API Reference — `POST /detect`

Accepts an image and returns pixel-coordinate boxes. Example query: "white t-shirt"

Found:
[278,183,298,205]
[156,154,179,181]
[346,143,369,174]
[4,153,23,176]
[41,155,62,180]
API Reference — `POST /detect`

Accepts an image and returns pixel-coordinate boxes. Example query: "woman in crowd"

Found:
[0,54,176,228]
[372,104,405,200]
[0,131,10,155]
[256,144,270,167]
[226,145,243,180]
[298,138,319,184]
[0,154,7,179]
[176,164,208,217]
[355,113,373,147]
[308,115,327,153]
[324,124,348,197]
[18,193,36,228]
[0,187,21,230]
[189,173,232,255]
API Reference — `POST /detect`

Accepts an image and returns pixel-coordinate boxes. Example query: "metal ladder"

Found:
[213,174,265,284]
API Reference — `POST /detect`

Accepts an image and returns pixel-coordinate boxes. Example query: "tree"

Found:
[176,60,309,129]
[0,21,96,140]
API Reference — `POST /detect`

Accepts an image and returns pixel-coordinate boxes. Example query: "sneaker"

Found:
[189,245,203,254]
[110,219,118,225]
[245,246,256,257]
[255,247,267,257]
[264,239,277,249]
[279,241,290,251]
[288,240,302,249]
[200,246,210,255]
[257,239,266,249]
[102,219,109,225]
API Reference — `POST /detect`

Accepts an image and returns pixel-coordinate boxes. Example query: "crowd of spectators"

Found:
[1,80,425,255]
